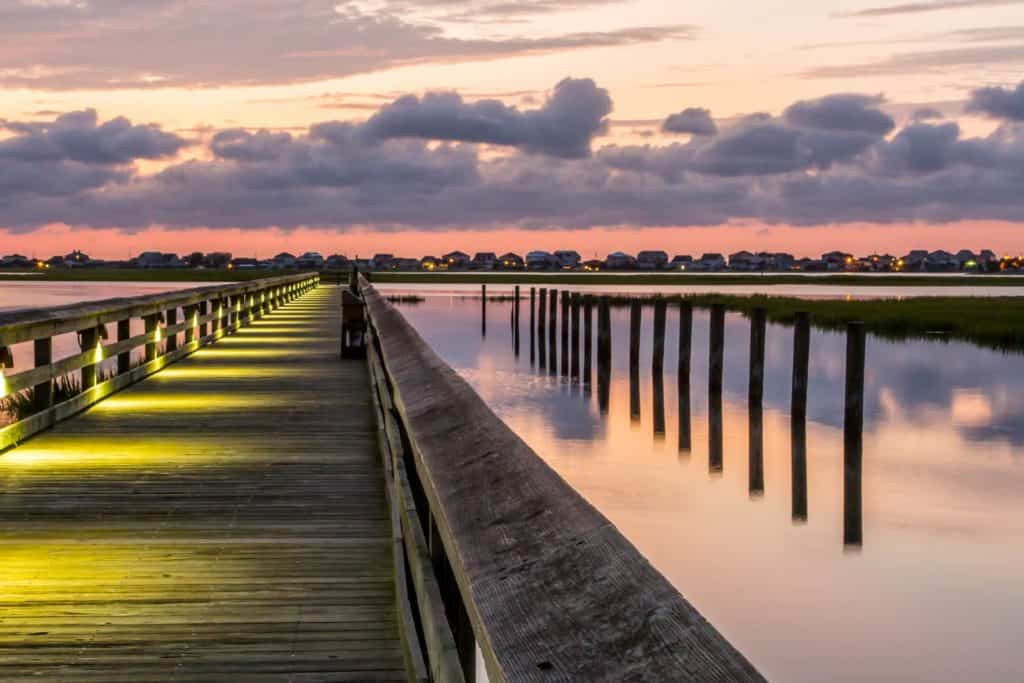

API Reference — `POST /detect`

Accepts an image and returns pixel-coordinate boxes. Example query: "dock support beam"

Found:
[652,298,667,436]
[629,301,641,422]
[597,297,611,413]
[538,289,547,371]
[678,301,693,453]
[844,322,866,548]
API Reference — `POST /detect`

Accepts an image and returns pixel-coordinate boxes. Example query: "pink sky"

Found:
[10,222,1022,261]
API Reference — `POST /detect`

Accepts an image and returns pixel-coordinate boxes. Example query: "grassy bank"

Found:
[0,268,282,282]
[370,271,1024,287]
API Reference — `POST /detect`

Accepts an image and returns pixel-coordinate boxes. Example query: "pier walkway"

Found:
[0,286,407,681]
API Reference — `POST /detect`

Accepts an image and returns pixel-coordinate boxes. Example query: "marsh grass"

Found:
[1,367,120,423]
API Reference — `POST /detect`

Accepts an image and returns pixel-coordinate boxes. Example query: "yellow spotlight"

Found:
[93,341,104,364]
[154,326,162,343]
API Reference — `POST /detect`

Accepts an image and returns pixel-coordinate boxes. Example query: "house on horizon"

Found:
[637,250,668,270]
[553,250,581,270]
[443,251,471,269]
[604,252,636,269]
[471,252,497,270]
[525,251,556,270]
[498,252,524,269]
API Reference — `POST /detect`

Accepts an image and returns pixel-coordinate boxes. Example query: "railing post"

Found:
[184,306,196,346]
[199,300,209,339]
[33,338,52,412]
[144,315,158,363]
[709,305,725,473]
[117,319,131,374]
[166,307,178,353]
[79,327,98,390]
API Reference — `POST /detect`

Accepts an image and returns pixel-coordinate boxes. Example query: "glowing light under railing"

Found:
[93,341,104,364]
[0,369,7,400]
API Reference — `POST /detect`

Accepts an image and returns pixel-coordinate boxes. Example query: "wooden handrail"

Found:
[0,273,320,452]
[361,278,765,682]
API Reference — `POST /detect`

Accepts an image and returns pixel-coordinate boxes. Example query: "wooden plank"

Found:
[0,285,406,680]
[362,281,765,683]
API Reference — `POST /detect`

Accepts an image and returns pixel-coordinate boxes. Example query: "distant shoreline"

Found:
[5,268,1024,287]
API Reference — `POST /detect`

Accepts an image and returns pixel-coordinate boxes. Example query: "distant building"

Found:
[582,259,604,272]
[728,251,763,271]
[443,251,471,269]
[553,250,581,270]
[297,252,325,269]
[206,252,233,268]
[669,254,693,271]
[821,251,853,270]
[604,252,636,269]
[64,250,93,267]
[420,256,440,271]
[272,252,297,269]
[471,252,497,270]
[371,253,394,271]
[389,257,420,271]
[902,250,928,271]
[498,252,524,270]
[135,252,183,268]
[525,251,556,270]
[0,254,31,268]
[925,250,957,272]
[691,253,725,271]
[637,250,669,270]
[231,257,260,269]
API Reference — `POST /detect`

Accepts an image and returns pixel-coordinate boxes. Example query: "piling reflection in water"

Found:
[510,291,864,544]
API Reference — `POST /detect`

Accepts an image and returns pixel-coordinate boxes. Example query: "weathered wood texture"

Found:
[362,283,765,683]
[0,286,407,682]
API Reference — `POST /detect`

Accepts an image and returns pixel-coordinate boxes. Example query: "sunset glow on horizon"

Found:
[2,0,1023,256]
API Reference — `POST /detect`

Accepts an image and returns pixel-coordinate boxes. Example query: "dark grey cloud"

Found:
[362,78,612,158]
[662,108,717,136]
[0,0,694,90]
[0,109,187,165]
[784,94,895,135]
[967,81,1024,120]
[839,0,1024,17]
[912,107,945,120]
[3,79,1024,233]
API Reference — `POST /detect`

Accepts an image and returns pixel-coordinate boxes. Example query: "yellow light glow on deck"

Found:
[191,349,287,360]
[217,336,328,345]
[152,366,317,380]
[92,394,273,413]
[0,372,7,399]
[0,438,207,469]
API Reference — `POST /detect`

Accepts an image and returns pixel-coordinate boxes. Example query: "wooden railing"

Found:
[0,273,319,452]
[361,279,765,682]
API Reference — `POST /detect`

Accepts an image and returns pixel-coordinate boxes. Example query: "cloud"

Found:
[0,109,188,165]
[362,78,612,158]
[967,80,1024,120]
[662,108,717,136]
[784,94,895,135]
[3,79,1024,233]
[0,1,695,90]
[802,44,1024,79]
[838,0,1024,17]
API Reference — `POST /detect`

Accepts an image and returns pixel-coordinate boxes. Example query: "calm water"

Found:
[4,282,1024,680]
[392,292,1024,683]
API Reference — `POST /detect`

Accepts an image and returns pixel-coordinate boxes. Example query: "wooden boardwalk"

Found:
[0,286,407,682]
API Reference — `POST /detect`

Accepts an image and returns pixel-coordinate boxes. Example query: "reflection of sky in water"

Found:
[398,295,1024,683]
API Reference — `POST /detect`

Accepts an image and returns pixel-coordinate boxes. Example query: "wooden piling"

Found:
[709,387,723,474]
[709,304,725,395]
[548,289,558,373]
[748,307,766,405]
[791,411,808,523]
[513,285,521,357]
[597,297,611,413]
[583,296,593,387]
[565,294,573,378]
[652,298,667,436]
[792,312,810,424]
[529,287,536,364]
[678,302,693,452]
[629,301,641,422]
[844,322,866,547]
[481,284,487,338]
[749,400,764,497]
[538,289,547,370]
[570,294,581,381]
